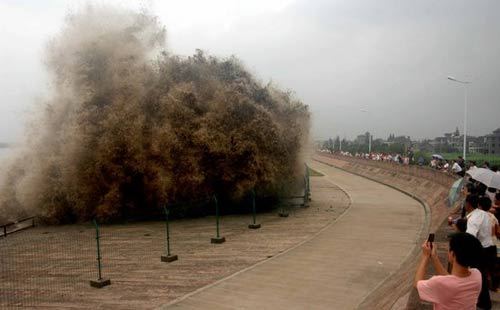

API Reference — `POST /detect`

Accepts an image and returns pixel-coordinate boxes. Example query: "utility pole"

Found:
[447,76,471,161]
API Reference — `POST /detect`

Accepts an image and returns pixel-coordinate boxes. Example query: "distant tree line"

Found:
[322,136,407,154]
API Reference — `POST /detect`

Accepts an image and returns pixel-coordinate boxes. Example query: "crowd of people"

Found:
[327,147,500,308]
[415,169,500,309]
[430,155,500,176]
[337,151,412,165]
[337,150,500,178]
[325,147,500,308]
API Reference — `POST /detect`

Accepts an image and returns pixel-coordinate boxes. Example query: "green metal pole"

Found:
[210,194,226,243]
[251,189,256,225]
[248,189,261,229]
[306,165,311,196]
[304,176,308,205]
[163,206,171,256]
[161,204,178,262]
[89,219,111,287]
[214,195,220,238]
[93,219,103,281]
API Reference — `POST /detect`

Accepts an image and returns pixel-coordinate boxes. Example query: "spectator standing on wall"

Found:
[457,156,466,177]
[478,196,499,291]
[451,160,463,175]
[443,161,450,171]
[465,194,494,309]
[414,233,482,310]
[479,197,499,238]
[469,161,477,170]
[418,156,425,166]
[458,156,465,168]
[494,193,500,224]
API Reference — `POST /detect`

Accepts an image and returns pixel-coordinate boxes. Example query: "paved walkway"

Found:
[163,161,425,309]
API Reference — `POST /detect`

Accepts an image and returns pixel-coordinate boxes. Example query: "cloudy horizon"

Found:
[1,0,499,143]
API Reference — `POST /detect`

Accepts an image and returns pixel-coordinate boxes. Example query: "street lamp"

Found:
[447,76,471,160]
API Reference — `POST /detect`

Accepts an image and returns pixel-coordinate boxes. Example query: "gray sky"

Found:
[1,0,499,142]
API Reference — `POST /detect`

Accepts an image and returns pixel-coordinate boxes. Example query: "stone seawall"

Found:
[313,154,459,310]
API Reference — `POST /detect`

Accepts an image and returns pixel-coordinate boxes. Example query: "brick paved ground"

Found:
[0,174,349,309]
[163,161,425,310]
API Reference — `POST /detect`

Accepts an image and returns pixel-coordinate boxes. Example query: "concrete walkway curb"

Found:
[162,161,425,309]
[312,157,431,309]
[159,176,354,309]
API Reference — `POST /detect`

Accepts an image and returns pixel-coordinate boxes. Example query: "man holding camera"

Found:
[414,233,482,309]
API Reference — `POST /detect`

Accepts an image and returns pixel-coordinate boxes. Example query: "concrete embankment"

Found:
[165,159,425,309]
[314,154,458,309]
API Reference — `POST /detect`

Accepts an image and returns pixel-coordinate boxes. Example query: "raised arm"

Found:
[430,252,448,276]
[414,254,430,287]
[414,241,433,287]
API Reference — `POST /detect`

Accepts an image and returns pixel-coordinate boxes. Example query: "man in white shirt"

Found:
[465,194,493,309]
[451,160,463,174]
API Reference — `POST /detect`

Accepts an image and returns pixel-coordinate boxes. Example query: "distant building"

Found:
[355,132,370,145]
[430,127,481,153]
[415,139,434,153]
[387,134,411,145]
[486,128,500,155]
[431,132,455,153]
[468,136,487,154]
[434,127,499,155]
[444,127,463,151]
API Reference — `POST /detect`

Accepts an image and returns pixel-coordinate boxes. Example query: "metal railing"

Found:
[1,216,36,237]
[0,172,312,308]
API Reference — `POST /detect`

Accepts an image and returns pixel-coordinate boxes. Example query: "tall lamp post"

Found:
[447,76,471,161]
[368,133,372,153]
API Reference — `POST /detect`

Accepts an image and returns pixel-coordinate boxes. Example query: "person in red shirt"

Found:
[414,233,483,310]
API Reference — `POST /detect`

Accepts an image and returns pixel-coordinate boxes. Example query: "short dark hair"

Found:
[466,194,479,209]
[479,196,492,211]
[449,233,482,267]
[455,218,467,233]
[466,183,476,194]
[477,183,487,196]
[492,165,499,172]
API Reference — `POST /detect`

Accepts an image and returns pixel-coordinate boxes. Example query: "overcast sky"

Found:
[1,0,499,142]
